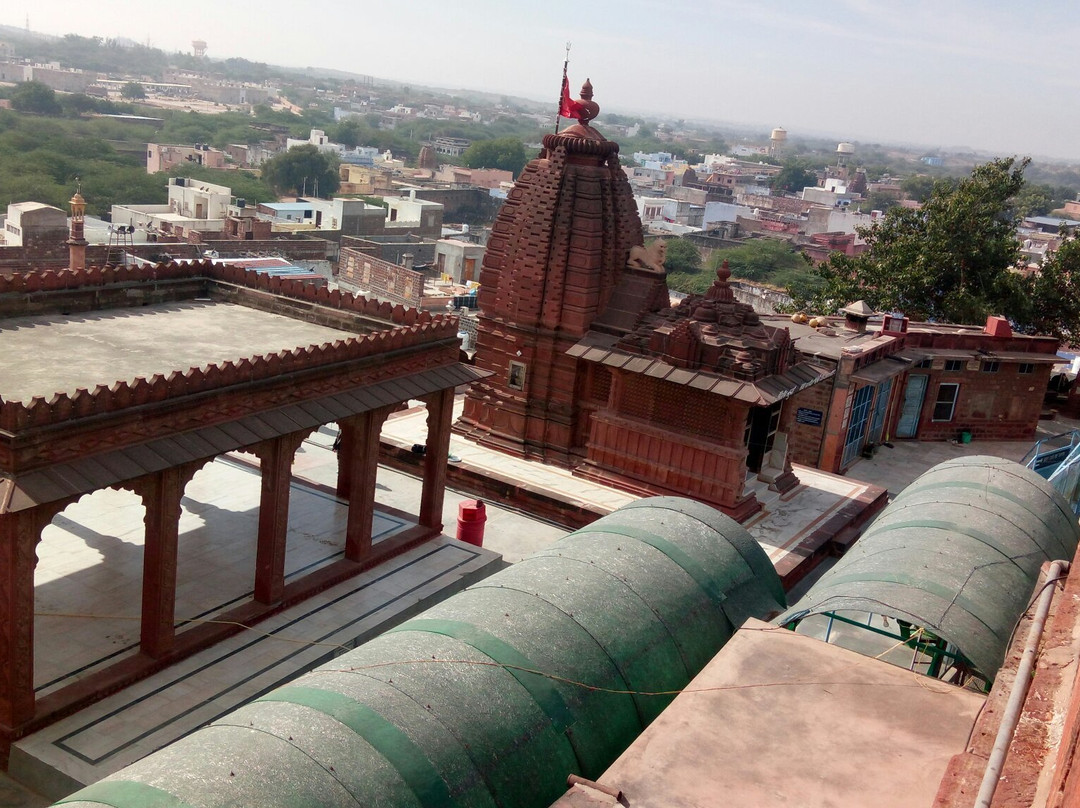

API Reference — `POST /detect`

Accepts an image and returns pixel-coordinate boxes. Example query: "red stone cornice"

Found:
[541,128,620,160]
[0,261,460,430]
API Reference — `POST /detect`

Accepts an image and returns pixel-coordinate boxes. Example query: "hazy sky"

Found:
[3,1,1079,161]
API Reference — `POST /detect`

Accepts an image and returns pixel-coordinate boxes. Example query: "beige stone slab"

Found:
[573,620,984,808]
[0,301,356,402]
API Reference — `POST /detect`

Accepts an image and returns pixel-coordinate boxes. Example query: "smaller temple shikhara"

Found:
[0,260,485,750]
[457,81,831,519]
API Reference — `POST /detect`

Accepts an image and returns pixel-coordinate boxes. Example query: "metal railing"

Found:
[1022,428,1080,479]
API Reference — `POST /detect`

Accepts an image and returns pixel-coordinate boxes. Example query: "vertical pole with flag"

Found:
[556,42,582,133]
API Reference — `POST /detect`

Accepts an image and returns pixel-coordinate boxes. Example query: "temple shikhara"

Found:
[457,81,831,518]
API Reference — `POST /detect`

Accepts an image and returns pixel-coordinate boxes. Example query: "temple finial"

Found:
[577,79,599,126]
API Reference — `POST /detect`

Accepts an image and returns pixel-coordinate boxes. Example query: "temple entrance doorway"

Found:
[745,403,782,474]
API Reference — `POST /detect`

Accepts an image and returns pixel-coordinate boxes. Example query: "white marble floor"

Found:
[17,537,499,795]
[16,434,563,799]
[33,456,407,698]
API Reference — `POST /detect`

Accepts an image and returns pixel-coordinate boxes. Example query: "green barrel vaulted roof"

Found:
[779,456,1080,681]
[55,496,785,808]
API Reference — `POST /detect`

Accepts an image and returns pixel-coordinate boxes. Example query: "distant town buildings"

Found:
[1,61,94,91]
[3,201,67,247]
[146,143,226,174]
[285,129,382,165]
[432,136,471,158]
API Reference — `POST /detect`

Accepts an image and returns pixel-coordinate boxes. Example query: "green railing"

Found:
[787,611,986,689]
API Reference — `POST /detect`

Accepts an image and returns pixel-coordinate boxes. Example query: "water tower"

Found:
[770,126,788,156]
[192,40,207,58]
[836,141,855,168]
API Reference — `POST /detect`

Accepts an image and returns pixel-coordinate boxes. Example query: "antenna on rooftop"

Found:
[106,224,136,266]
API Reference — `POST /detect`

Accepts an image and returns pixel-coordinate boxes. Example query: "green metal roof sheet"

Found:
[55,496,785,808]
[779,456,1080,680]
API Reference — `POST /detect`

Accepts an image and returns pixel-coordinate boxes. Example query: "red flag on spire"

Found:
[559,74,582,120]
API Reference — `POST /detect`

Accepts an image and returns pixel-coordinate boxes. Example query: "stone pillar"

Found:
[0,508,53,730]
[336,421,356,499]
[420,388,455,531]
[133,465,199,658]
[252,432,311,606]
[343,408,391,562]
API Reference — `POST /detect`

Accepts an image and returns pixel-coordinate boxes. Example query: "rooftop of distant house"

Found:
[769,312,1060,363]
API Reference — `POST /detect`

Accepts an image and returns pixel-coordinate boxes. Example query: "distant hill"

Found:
[0,22,58,43]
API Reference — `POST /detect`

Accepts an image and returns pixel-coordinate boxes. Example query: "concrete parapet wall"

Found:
[0,262,458,431]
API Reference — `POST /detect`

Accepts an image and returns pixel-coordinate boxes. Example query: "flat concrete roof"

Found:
[555,619,984,808]
[0,301,357,403]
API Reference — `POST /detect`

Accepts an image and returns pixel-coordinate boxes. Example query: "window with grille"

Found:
[932,383,959,422]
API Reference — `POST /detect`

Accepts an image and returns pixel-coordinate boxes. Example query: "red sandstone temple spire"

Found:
[704,259,735,303]
[458,78,645,465]
[67,183,88,271]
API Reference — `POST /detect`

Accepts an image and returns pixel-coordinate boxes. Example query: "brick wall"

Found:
[199,237,330,262]
[0,242,196,274]
[904,327,1058,442]
[911,362,1051,442]
[741,193,813,216]
[340,236,436,266]
[782,380,833,466]
[0,236,330,276]
[338,246,424,306]
[412,188,503,226]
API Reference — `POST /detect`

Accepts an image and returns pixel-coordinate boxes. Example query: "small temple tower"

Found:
[457,80,646,465]
[66,189,89,271]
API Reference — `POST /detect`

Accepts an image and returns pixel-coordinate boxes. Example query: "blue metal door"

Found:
[868,378,893,444]
[896,375,928,438]
[842,385,875,468]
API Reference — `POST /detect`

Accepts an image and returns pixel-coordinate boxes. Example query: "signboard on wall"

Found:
[796,407,823,427]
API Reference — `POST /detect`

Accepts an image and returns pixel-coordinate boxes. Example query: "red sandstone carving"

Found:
[459,80,643,466]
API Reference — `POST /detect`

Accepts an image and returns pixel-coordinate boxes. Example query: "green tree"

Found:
[771,160,817,194]
[60,93,104,116]
[1014,183,1056,217]
[794,157,1029,325]
[121,81,146,100]
[666,239,821,297]
[332,117,364,148]
[462,137,527,177]
[901,174,936,203]
[1027,234,1080,343]
[662,238,701,275]
[861,190,900,213]
[260,144,340,197]
[11,81,62,115]
[712,239,810,283]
